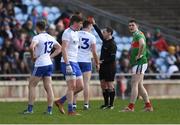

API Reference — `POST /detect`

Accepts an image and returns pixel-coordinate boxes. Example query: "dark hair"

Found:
[83,20,91,28]
[106,27,113,35]
[70,15,83,25]
[36,20,46,30]
[128,18,137,24]
[74,11,82,16]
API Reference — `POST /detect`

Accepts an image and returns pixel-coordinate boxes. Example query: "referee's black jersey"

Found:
[93,24,117,64]
[100,38,117,64]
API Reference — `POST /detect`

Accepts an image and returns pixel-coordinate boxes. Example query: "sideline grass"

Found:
[0,99,179,124]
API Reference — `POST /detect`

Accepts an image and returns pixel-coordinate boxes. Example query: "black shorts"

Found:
[99,63,116,82]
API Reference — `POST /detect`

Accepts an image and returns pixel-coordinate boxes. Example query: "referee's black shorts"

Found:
[99,62,116,82]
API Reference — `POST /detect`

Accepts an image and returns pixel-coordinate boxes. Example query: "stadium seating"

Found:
[14,0,61,24]
[78,0,180,31]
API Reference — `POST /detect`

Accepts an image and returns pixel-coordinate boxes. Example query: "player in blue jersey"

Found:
[23,21,61,115]
[55,15,84,116]
[72,20,99,110]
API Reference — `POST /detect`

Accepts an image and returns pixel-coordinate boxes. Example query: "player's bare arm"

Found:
[136,38,145,61]
[50,43,61,59]
[91,43,100,71]
[61,40,69,64]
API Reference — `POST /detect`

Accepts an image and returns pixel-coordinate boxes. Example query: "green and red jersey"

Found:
[130,30,147,66]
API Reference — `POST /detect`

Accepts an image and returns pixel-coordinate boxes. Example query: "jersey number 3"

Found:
[44,41,53,53]
[80,38,89,49]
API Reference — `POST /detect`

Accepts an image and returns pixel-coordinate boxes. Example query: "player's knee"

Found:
[108,88,115,92]
[131,78,139,85]
[80,85,84,91]
[108,82,114,89]
[77,83,84,91]
[101,83,107,90]
[68,84,76,91]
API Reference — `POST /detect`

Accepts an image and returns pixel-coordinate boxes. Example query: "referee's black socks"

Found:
[108,89,115,106]
[103,89,109,106]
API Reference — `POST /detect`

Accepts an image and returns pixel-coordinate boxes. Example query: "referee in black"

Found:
[90,17,117,109]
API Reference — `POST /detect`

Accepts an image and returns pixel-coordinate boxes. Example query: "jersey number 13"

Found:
[44,41,53,53]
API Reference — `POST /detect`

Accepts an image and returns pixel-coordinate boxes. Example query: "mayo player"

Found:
[121,19,153,112]
[73,20,99,110]
[55,15,84,116]
[23,21,61,115]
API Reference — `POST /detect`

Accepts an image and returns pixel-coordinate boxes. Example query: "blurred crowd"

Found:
[0,0,179,81]
[0,0,70,76]
[0,0,30,75]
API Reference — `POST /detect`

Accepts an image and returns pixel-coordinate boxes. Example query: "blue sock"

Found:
[59,96,67,104]
[47,106,52,113]
[27,104,33,112]
[68,103,73,112]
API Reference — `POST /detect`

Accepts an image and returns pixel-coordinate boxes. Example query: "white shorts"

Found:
[132,63,148,74]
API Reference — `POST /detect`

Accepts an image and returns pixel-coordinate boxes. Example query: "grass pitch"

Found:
[0,99,179,124]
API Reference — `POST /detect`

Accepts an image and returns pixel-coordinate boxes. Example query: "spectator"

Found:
[116,75,127,99]
[3,22,13,39]
[47,23,57,38]
[1,50,11,74]
[74,11,83,17]
[14,31,27,52]
[6,1,15,17]
[23,20,36,37]
[145,31,158,58]
[146,31,153,48]
[152,28,168,52]
[54,17,70,73]
[166,45,179,79]
[42,10,48,23]
[12,20,22,38]
[175,45,180,70]
[119,49,130,73]
[166,46,177,66]
[18,59,30,74]
[0,0,64,77]
[27,7,39,29]
[54,10,72,26]
[145,59,158,79]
